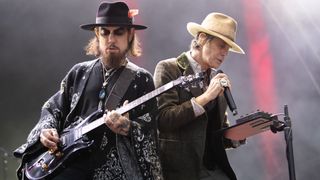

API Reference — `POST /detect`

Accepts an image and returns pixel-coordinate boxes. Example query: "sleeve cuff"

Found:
[190,97,206,117]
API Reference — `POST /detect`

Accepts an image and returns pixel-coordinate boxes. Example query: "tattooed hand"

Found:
[40,128,60,151]
[104,100,131,136]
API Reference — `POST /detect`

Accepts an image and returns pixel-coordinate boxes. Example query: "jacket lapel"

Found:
[66,59,99,122]
[176,53,203,97]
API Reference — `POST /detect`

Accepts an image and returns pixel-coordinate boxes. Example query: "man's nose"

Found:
[108,33,116,43]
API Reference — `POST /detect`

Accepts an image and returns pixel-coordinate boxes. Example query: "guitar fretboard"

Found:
[81,79,179,135]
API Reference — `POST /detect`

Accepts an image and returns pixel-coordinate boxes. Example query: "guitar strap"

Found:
[104,62,136,110]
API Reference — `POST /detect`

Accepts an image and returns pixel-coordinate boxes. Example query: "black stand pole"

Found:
[283,105,296,180]
[270,105,296,180]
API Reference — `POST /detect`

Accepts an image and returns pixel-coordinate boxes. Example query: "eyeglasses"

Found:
[97,27,128,37]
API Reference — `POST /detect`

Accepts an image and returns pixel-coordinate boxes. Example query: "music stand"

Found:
[224,111,273,140]
[223,105,296,180]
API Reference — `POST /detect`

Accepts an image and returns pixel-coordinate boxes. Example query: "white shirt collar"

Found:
[186,51,202,74]
[185,51,217,78]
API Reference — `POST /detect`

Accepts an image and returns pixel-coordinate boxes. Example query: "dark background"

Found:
[1,0,319,179]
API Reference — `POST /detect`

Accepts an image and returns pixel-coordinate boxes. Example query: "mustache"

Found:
[107,44,119,49]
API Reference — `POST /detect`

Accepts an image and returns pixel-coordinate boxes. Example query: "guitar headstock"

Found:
[174,72,205,88]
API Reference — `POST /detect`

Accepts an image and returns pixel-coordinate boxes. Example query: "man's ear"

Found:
[197,32,207,47]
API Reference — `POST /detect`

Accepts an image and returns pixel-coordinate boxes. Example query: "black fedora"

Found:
[80,1,147,31]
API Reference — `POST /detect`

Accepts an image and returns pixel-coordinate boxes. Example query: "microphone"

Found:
[216,70,238,116]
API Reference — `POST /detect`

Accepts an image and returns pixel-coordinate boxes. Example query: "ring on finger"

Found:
[219,78,228,87]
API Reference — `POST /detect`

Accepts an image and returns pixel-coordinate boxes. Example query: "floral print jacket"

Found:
[14,59,162,180]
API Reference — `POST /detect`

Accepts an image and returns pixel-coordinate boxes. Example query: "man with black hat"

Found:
[154,12,245,180]
[14,1,162,180]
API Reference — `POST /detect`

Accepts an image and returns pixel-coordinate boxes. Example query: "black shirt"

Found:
[73,61,126,179]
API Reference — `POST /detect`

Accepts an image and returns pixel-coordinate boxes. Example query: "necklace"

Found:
[98,61,116,110]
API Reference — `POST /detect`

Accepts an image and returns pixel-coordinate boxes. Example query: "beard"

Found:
[101,45,128,69]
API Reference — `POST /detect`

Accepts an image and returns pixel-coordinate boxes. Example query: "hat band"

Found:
[96,17,133,25]
[207,28,234,41]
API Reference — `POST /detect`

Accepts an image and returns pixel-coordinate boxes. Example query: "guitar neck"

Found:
[81,79,180,135]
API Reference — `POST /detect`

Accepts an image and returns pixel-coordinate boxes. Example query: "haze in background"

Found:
[1,0,319,179]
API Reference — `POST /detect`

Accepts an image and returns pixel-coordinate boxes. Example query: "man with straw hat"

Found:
[14,2,162,179]
[154,12,245,180]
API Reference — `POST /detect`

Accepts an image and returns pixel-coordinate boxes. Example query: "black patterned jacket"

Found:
[14,59,162,180]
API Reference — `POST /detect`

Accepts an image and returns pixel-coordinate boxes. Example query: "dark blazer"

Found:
[154,53,236,180]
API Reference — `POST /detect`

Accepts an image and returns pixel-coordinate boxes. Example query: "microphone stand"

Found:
[270,105,296,180]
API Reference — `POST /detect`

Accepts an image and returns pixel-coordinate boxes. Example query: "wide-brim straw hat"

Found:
[187,12,244,54]
[80,1,147,31]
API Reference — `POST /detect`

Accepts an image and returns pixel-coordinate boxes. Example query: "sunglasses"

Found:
[97,27,129,37]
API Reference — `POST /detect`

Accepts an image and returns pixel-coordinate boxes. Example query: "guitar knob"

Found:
[48,149,55,155]
[82,135,90,142]
[41,162,49,171]
[55,151,63,157]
